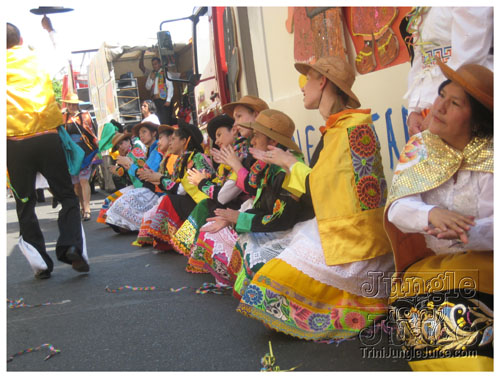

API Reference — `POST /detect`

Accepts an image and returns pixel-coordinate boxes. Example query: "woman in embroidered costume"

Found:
[146,121,215,251]
[385,61,493,371]
[403,7,493,136]
[190,109,304,289]
[96,123,157,224]
[240,56,393,341]
[105,122,173,233]
[63,93,99,221]
[169,114,247,269]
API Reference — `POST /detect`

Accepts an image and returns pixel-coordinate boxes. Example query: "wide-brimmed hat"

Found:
[239,109,300,152]
[178,120,203,148]
[111,132,131,151]
[64,92,83,104]
[158,124,177,135]
[207,114,235,142]
[131,121,159,137]
[436,59,493,111]
[222,95,269,117]
[295,56,361,109]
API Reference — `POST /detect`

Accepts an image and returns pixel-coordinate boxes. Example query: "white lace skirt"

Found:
[276,218,394,298]
[106,188,159,231]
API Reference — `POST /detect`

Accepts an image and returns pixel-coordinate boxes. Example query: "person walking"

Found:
[7,22,89,279]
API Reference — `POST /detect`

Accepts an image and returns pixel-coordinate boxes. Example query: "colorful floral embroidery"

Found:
[248,160,267,188]
[243,284,264,306]
[391,293,493,358]
[348,124,387,211]
[261,199,286,225]
[237,281,385,340]
[356,175,381,210]
[351,152,374,178]
[349,124,376,157]
[399,134,424,164]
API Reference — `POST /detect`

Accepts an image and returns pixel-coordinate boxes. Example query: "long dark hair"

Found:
[438,79,493,139]
[174,124,204,176]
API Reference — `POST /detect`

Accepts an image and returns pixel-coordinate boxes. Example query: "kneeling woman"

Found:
[386,61,493,371]
[237,57,393,341]
[147,121,214,250]
[105,123,173,233]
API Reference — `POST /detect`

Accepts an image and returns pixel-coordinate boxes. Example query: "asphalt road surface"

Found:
[6,190,411,372]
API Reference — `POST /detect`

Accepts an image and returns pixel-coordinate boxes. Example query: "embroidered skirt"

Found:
[235,218,391,341]
[187,223,239,276]
[105,188,159,231]
[96,185,134,223]
[171,199,213,257]
[389,250,493,371]
[134,196,164,246]
[148,194,196,252]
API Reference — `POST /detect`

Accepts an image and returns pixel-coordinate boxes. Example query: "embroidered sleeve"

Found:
[235,171,301,233]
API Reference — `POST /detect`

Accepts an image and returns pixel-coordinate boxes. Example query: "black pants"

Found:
[153,98,172,125]
[7,133,84,272]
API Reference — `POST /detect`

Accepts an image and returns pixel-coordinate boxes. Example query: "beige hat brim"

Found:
[436,59,493,111]
[112,133,130,150]
[239,121,301,152]
[64,99,83,104]
[294,62,361,109]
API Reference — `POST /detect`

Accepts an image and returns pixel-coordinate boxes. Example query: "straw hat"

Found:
[64,92,83,104]
[295,56,361,109]
[111,132,131,151]
[239,109,300,152]
[436,59,493,111]
[222,95,269,117]
[207,114,234,142]
[131,121,159,137]
[158,124,177,135]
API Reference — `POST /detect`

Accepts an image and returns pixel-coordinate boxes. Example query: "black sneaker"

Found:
[34,269,51,279]
[65,246,90,273]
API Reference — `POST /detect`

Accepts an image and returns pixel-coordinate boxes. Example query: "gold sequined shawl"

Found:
[384,130,494,273]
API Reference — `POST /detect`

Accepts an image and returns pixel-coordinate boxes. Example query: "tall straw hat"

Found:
[239,109,300,152]
[222,95,269,117]
[295,56,361,109]
[64,92,83,104]
[436,59,493,111]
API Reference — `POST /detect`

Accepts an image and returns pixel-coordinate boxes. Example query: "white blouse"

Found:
[405,7,493,114]
[388,170,493,254]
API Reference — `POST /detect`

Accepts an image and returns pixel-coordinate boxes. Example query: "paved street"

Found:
[6,190,410,372]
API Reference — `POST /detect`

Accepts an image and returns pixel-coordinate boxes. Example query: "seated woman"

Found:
[105,122,172,233]
[386,61,493,371]
[146,121,215,251]
[141,100,160,125]
[108,132,133,191]
[190,109,303,289]
[96,123,154,224]
[236,56,393,341]
[169,114,247,266]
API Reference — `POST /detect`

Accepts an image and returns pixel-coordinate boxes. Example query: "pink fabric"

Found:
[236,167,249,192]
